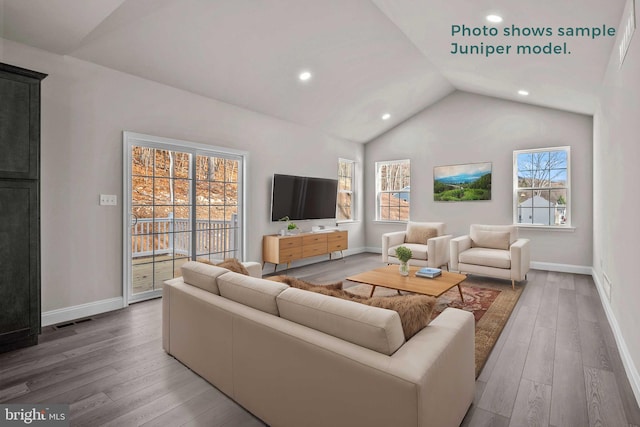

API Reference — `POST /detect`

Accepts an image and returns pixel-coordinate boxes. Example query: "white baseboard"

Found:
[530,261,592,275]
[365,247,382,254]
[42,297,125,327]
[591,269,640,406]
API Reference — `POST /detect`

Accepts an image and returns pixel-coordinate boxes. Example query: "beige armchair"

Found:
[450,224,530,289]
[382,221,452,269]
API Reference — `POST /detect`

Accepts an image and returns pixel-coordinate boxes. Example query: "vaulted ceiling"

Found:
[0,0,626,142]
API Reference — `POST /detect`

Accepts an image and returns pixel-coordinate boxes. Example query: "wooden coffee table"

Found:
[346,265,467,301]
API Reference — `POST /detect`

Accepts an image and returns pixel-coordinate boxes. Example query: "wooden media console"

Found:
[262,230,348,272]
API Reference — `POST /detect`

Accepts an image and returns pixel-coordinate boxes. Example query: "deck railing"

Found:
[131,213,237,258]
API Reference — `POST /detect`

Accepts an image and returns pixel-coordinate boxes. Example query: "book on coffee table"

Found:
[416,267,442,279]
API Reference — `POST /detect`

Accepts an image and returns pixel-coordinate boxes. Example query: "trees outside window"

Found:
[337,159,355,222]
[514,147,570,226]
[376,160,410,221]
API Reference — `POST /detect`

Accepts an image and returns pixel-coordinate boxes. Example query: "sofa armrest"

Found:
[449,235,471,272]
[509,238,530,281]
[381,231,407,263]
[390,308,475,427]
[242,261,263,278]
[427,234,452,268]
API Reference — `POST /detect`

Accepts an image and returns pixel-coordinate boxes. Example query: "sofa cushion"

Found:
[181,261,230,294]
[471,230,511,250]
[388,243,428,260]
[277,288,405,355]
[459,247,511,269]
[218,272,289,315]
[405,222,438,244]
[361,295,436,340]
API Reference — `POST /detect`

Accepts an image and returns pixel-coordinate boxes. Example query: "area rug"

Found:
[344,276,524,377]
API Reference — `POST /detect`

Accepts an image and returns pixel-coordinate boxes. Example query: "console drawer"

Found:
[302,234,327,245]
[327,232,348,251]
[302,242,328,258]
[279,247,302,263]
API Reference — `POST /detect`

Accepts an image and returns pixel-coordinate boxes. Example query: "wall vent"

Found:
[52,317,94,330]
[618,0,636,68]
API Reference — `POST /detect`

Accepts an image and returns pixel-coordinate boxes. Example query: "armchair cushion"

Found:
[405,222,439,244]
[471,230,511,250]
[387,243,428,260]
[459,247,511,269]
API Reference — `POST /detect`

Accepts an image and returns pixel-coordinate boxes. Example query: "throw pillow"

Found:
[197,258,250,276]
[361,295,436,340]
[471,230,511,250]
[405,223,438,244]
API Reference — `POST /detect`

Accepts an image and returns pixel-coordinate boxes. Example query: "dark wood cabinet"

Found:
[0,63,46,353]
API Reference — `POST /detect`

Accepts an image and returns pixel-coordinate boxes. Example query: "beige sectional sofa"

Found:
[163,261,475,427]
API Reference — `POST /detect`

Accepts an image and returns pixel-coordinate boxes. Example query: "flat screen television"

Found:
[271,174,338,221]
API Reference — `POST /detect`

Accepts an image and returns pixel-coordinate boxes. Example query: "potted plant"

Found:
[278,216,298,235]
[395,246,412,276]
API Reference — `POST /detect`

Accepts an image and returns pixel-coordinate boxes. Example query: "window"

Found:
[376,159,410,221]
[337,159,355,222]
[514,146,570,227]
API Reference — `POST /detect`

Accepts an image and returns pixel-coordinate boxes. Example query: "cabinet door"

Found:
[0,180,39,351]
[0,70,41,179]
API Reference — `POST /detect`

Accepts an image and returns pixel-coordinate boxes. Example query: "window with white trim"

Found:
[514,146,570,227]
[337,158,355,222]
[376,159,410,221]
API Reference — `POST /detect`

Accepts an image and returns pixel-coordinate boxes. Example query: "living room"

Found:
[0,0,639,425]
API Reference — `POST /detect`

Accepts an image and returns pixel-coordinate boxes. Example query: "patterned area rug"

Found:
[345,276,524,377]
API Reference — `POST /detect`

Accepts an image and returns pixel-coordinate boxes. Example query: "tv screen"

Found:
[271,174,338,221]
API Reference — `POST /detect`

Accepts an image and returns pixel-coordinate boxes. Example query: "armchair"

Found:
[382,221,452,269]
[450,224,530,289]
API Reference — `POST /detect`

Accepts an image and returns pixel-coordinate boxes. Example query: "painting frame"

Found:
[433,161,492,202]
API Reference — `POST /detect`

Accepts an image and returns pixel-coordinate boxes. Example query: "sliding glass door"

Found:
[124,132,245,304]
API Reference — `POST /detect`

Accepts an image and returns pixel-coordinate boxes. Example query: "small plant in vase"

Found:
[278,216,298,235]
[395,246,412,276]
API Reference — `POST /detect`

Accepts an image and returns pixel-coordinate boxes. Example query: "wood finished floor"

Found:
[1,253,638,426]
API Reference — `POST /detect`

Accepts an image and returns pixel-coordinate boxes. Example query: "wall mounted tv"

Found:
[271,174,338,221]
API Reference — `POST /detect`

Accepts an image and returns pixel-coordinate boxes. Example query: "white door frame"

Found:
[122,131,248,306]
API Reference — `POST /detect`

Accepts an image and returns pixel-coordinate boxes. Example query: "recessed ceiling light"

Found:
[298,71,312,81]
[518,90,529,96]
[382,113,391,120]
[486,14,503,23]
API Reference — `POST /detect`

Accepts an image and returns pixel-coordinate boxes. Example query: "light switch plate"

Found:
[100,194,117,206]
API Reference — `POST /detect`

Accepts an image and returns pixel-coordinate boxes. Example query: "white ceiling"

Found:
[0,0,627,143]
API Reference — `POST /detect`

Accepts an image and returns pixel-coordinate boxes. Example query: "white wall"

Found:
[365,91,593,270]
[593,21,640,401]
[0,38,365,313]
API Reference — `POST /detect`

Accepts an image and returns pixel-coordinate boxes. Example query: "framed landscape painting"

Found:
[434,162,492,201]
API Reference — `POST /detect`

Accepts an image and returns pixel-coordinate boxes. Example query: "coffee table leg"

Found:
[369,285,377,298]
[457,284,464,302]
